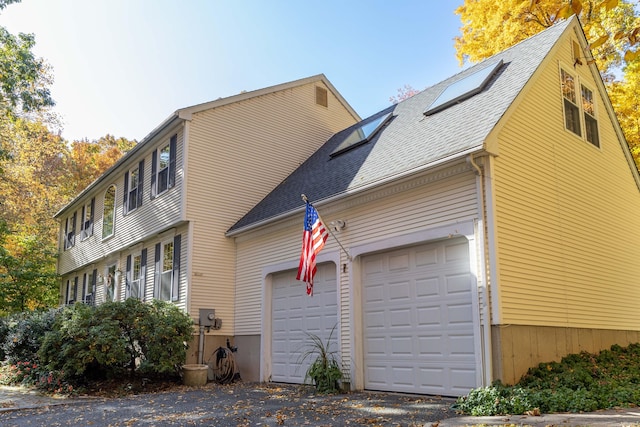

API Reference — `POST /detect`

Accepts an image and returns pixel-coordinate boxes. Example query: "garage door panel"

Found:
[363,238,478,396]
[271,264,338,384]
[450,334,476,357]
[389,281,411,300]
[416,277,439,297]
[446,274,473,294]
[389,253,410,271]
[415,247,438,267]
[390,308,412,327]
[445,241,469,261]
[417,305,442,326]
[364,283,385,303]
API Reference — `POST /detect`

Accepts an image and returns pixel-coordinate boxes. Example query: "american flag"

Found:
[296,202,328,295]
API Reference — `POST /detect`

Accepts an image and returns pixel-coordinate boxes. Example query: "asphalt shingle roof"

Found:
[228,19,572,233]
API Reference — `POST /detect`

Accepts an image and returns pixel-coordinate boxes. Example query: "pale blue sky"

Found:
[2,0,465,142]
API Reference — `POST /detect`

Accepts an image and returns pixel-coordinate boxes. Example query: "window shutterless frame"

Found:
[559,62,600,149]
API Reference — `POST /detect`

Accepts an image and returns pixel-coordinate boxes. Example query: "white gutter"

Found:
[467,153,493,386]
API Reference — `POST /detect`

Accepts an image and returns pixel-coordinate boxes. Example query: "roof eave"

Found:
[226,146,486,237]
[54,113,184,219]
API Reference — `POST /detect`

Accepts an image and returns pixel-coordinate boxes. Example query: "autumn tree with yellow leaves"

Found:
[454,0,640,169]
[0,0,136,314]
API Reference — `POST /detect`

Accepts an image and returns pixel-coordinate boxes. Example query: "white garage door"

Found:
[271,263,338,383]
[362,237,478,396]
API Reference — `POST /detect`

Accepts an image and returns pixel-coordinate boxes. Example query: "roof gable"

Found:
[228,19,573,234]
[55,74,357,218]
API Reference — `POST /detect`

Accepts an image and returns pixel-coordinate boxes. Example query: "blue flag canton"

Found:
[304,204,319,231]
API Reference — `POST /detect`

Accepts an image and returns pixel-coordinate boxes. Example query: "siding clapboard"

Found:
[234,168,479,373]
[186,81,358,334]
[58,127,185,276]
[492,35,640,330]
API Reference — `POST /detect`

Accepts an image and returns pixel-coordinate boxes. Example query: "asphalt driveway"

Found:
[4,382,640,426]
[0,382,459,426]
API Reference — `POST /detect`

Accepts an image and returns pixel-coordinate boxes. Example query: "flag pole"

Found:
[301,194,352,261]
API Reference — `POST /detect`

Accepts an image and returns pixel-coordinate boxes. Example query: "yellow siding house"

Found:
[228,17,640,393]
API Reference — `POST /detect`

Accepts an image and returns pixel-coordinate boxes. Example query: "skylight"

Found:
[330,111,392,157]
[424,59,503,116]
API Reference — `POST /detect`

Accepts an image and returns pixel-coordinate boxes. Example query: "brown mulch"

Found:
[80,376,186,398]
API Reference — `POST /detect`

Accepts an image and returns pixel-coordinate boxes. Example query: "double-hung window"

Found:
[560,66,599,148]
[123,160,144,215]
[151,135,177,198]
[154,235,181,301]
[158,144,170,194]
[128,168,139,211]
[581,85,599,147]
[65,277,78,304]
[126,249,147,300]
[80,198,95,240]
[102,185,116,239]
[82,270,96,305]
[64,212,76,250]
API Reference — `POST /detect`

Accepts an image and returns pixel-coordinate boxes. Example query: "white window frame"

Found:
[156,143,171,195]
[82,271,95,305]
[64,279,73,305]
[559,63,600,148]
[131,253,143,300]
[159,239,174,301]
[102,185,116,240]
[64,213,76,250]
[128,166,140,212]
[580,83,600,147]
[80,199,93,241]
[105,264,118,302]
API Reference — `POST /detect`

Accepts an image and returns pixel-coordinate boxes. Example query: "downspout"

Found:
[467,153,493,386]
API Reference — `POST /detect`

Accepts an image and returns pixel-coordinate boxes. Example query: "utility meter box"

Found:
[199,309,216,327]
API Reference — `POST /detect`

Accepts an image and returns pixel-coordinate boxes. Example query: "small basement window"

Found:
[330,111,392,158]
[424,59,503,116]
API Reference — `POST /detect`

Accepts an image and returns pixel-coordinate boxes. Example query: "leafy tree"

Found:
[64,135,137,195]
[454,0,639,72]
[0,3,137,313]
[389,84,421,104]
[609,60,640,170]
[452,0,640,169]
[0,220,59,315]
[0,2,54,117]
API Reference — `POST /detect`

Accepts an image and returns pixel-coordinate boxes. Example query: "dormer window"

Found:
[560,66,599,148]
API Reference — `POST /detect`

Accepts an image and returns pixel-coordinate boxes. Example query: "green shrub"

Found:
[0,316,8,361]
[456,343,640,416]
[0,362,73,394]
[38,299,193,381]
[2,309,58,364]
[136,300,195,375]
